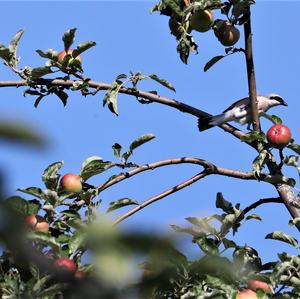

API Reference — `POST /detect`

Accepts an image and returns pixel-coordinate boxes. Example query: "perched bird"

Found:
[198,94,287,131]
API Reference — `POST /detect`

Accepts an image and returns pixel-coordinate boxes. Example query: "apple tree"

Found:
[0,0,300,298]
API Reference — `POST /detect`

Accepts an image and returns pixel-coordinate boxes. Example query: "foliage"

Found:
[0,0,300,298]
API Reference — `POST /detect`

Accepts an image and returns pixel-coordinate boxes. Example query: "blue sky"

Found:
[1,1,300,262]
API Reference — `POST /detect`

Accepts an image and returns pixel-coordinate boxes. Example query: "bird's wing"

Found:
[222,97,250,113]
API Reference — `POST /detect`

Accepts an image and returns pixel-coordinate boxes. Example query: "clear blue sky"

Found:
[1,1,300,262]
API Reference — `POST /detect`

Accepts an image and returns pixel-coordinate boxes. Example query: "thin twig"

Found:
[242,197,282,216]
[113,171,208,225]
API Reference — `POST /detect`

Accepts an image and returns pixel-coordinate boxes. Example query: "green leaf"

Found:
[259,112,282,124]
[27,232,60,252]
[245,214,262,221]
[170,224,198,236]
[192,0,223,10]
[223,238,237,249]
[252,150,268,179]
[34,95,45,108]
[116,73,127,82]
[36,49,58,60]
[53,89,68,106]
[185,217,217,234]
[106,198,138,213]
[216,192,233,213]
[177,33,198,64]
[27,199,41,214]
[205,275,237,296]
[204,55,225,72]
[72,41,96,58]
[0,44,12,63]
[60,209,81,219]
[288,143,300,155]
[43,189,59,206]
[122,134,155,163]
[33,275,51,293]
[103,82,120,116]
[151,0,184,17]
[42,161,63,190]
[57,234,70,244]
[220,213,239,236]
[37,283,65,297]
[283,155,299,167]
[63,28,77,52]
[8,29,24,66]
[43,161,63,178]
[194,236,219,255]
[69,231,86,254]
[129,133,156,152]
[148,74,176,92]
[6,196,26,214]
[30,66,53,80]
[80,156,115,181]
[5,196,40,216]
[17,187,43,199]
[112,143,122,158]
[232,0,255,19]
[265,231,298,247]
[240,131,266,143]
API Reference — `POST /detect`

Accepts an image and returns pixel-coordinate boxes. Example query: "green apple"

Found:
[190,9,214,33]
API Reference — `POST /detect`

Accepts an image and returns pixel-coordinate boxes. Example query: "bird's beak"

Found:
[282,101,288,106]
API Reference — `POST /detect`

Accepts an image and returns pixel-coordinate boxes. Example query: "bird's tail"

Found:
[198,113,227,132]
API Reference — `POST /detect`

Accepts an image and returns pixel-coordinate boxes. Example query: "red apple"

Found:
[60,173,82,193]
[25,214,49,233]
[236,289,257,299]
[214,20,240,46]
[54,258,77,273]
[75,270,87,279]
[267,124,292,149]
[247,280,271,294]
[58,49,82,66]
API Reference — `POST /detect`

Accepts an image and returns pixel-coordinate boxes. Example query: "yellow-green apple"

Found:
[190,9,214,32]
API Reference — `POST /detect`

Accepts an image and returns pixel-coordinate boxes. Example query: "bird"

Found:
[198,94,287,131]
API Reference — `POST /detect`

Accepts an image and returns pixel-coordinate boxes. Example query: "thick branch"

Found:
[113,171,208,225]
[97,157,257,194]
[244,9,260,132]
[276,184,300,230]
[0,79,251,146]
[243,9,300,229]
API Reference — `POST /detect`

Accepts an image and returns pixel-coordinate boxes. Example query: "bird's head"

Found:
[267,94,288,107]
